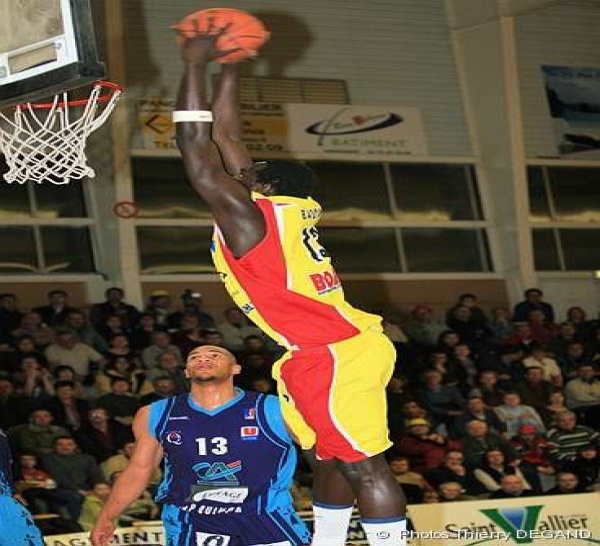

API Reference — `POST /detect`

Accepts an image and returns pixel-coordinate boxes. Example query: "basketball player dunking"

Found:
[173,32,407,546]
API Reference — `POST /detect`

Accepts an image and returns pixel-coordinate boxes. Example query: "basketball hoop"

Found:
[0,81,122,185]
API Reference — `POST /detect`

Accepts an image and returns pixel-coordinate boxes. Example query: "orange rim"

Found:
[17,81,122,110]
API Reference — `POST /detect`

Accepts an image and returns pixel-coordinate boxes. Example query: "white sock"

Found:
[362,517,407,545]
[311,502,354,546]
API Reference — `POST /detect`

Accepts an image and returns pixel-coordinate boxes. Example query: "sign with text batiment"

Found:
[137,100,428,160]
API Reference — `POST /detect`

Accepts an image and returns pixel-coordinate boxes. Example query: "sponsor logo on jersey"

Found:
[165,431,183,445]
[310,268,341,295]
[191,486,249,504]
[195,531,231,545]
[168,416,190,421]
[240,426,259,441]
[193,460,243,486]
[243,408,256,420]
[241,303,255,314]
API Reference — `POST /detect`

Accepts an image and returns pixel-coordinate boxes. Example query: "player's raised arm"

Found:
[212,63,254,180]
[90,406,163,546]
[174,32,265,257]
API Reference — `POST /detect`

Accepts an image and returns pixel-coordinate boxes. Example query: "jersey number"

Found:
[196,437,228,456]
[302,226,328,262]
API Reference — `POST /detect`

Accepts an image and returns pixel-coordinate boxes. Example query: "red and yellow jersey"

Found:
[211,193,381,350]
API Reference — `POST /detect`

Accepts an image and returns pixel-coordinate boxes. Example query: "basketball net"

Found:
[0,81,122,185]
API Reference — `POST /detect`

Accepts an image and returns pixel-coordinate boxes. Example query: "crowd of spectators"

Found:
[0,286,599,532]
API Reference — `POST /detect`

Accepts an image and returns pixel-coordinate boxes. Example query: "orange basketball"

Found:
[173,8,269,63]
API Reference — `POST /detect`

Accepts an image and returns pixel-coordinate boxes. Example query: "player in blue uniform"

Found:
[91,345,311,546]
[0,428,43,546]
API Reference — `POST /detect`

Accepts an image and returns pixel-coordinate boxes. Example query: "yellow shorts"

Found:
[272,328,396,462]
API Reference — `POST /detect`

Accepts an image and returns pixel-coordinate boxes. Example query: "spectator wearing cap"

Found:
[145,290,174,328]
[546,411,600,468]
[473,449,533,493]
[451,396,507,439]
[403,305,448,348]
[167,290,215,331]
[396,418,461,474]
[510,424,555,492]
[217,307,263,353]
[522,346,562,387]
[140,331,182,370]
[494,392,545,438]
[89,287,140,330]
[564,364,600,429]
[33,289,79,327]
[461,420,519,468]
[513,288,555,323]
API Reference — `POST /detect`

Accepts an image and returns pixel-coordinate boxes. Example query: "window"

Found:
[528,166,600,271]
[0,180,95,274]
[391,164,481,221]
[137,227,214,274]
[133,159,491,275]
[402,228,491,272]
[132,158,211,219]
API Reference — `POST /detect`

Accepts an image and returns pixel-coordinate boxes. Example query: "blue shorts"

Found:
[0,495,43,546]
[162,504,311,546]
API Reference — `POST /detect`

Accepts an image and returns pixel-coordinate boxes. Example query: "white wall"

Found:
[121,0,472,157]
[517,0,600,159]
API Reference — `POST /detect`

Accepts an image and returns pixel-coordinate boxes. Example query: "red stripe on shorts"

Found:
[279,346,368,462]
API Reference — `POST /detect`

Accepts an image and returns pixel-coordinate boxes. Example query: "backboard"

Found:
[0,0,105,109]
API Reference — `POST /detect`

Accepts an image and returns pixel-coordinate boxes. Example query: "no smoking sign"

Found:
[113,201,140,219]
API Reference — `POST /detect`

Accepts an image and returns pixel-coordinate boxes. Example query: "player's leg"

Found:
[303,449,355,546]
[278,331,407,545]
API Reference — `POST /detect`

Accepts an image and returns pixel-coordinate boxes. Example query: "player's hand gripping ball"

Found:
[173,8,270,63]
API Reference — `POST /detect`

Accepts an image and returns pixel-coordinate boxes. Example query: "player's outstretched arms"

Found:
[90,406,163,546]
[174,32,265,257]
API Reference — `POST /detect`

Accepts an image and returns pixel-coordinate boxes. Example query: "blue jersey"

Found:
[0,429,43,546]
[0,429,13,496]
[149,390,301,517]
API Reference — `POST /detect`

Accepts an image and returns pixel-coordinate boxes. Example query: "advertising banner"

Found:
[408,492,600,545]
[137,101,428,160]
[542,65,600,159]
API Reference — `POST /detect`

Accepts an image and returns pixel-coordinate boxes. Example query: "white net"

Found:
[0,82,121,184]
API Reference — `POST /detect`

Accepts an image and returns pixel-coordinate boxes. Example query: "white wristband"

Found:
[172,110,213,123]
